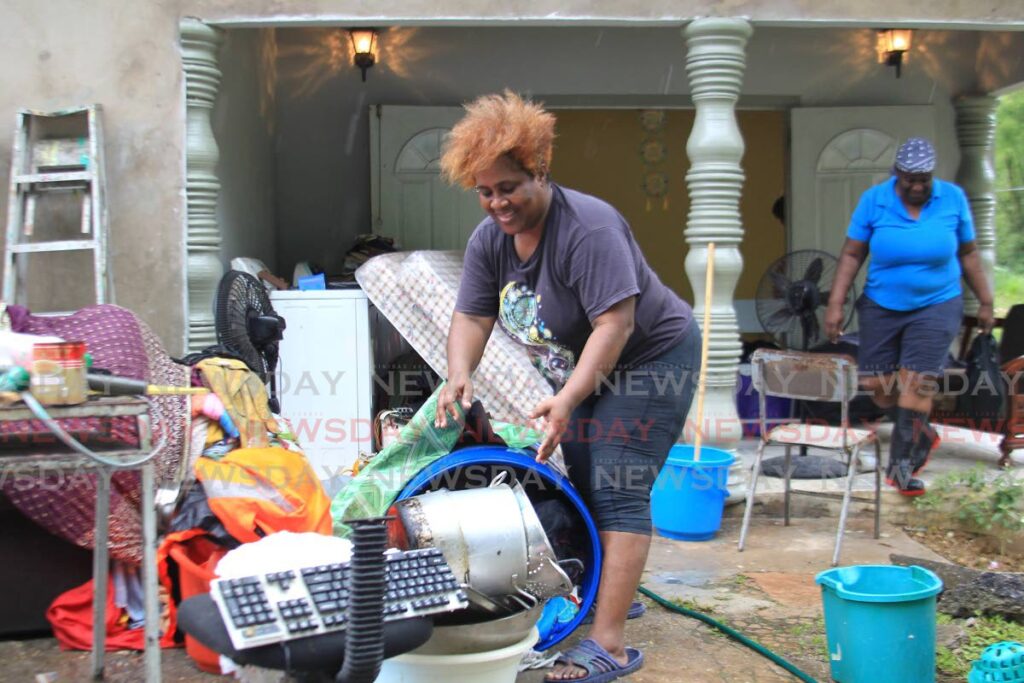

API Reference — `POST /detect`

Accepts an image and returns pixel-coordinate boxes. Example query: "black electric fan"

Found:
[755,249,855,351]
[214,270,287,412]
[753,250,856,479]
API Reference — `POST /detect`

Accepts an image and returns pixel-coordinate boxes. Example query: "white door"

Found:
[370,105,483,250]
[789,106,941,260]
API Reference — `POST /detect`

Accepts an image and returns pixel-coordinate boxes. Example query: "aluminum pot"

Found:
[395,485,529,599]
[509,480,572,600]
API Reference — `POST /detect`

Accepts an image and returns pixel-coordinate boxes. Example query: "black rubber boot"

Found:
[911,421,939,476]
[891,406,939,476]
[887,407,927,496]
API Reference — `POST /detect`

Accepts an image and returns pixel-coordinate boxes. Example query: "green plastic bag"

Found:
[331,383,543,536]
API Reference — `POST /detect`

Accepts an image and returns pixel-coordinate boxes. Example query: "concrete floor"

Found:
[736,422,1023,500]
[1,427,1019,683]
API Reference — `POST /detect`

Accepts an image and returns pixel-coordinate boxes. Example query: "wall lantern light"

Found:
[877,29,912,78]
[350,29,378,82]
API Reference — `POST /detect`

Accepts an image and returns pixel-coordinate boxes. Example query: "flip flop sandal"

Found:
[580,600,646,625]
[545,638,644,683]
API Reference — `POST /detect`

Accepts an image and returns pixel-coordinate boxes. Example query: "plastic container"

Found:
[816,565,943,683]
[168,537,230,675]
[376,626,538,683]
[651,444,734,541]
[397,446,600,651]
[969,641,1024,683]
[31,340,87,405]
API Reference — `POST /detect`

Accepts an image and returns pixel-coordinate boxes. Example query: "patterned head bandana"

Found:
[894,137,936,173]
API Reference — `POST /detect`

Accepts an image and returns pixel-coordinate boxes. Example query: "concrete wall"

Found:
[268,25,1024,278]
[0,1,1021,354]
[0,2,188,350]
[195,1,1024,28]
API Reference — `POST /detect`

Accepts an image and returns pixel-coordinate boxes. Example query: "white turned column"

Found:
[682,18,751,457]
[181,19,223,352]
[954,96,998,314]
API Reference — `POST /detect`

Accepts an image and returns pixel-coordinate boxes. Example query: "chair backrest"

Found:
[750,348,858,403]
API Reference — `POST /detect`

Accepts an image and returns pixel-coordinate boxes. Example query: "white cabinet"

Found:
[270,289,373,481]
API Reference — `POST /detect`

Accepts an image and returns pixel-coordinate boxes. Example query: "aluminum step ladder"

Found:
[3,105,110,310]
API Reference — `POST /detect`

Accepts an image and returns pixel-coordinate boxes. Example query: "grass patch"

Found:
[667,596,716,614]
[994,266,1024,318]
[936,614,1024,678]
[789,621,815,638]
[912,465,1024,556]
[784,616,828,658]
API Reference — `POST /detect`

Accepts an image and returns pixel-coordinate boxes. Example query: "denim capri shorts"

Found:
[560,327,700,535]
[856,294,963,376]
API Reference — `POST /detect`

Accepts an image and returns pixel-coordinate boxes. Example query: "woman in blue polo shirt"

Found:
[824,137,994,495]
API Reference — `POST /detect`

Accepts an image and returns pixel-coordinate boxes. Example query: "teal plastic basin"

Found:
[816,565,943,683]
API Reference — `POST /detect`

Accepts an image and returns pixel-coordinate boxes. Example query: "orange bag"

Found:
[194,446,333,542]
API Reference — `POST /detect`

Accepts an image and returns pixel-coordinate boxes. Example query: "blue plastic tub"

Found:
[816,565,943,683]
[397,446,601,651]
[651,444,734,541]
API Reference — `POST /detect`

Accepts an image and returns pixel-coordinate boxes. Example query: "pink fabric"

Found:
[1,305,190,564]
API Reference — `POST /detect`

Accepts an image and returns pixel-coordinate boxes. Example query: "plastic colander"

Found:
[969,641,1024,683]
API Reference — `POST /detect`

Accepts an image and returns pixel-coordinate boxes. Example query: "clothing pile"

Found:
[150,356,333,665]
[334,233,398,284]
[0,304,332,659]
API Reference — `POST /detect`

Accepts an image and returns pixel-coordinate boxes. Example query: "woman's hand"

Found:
[435,375,474,429]
[824,302,845,343]
[977,302,996,334]
[437,313,495,429]
[529,394,573,463]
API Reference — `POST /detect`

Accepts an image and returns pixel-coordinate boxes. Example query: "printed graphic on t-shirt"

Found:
[498,281,575,387]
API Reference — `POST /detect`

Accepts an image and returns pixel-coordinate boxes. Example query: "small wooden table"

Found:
[0,395,160,681]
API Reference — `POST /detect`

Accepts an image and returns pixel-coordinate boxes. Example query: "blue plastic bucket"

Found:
[816,565,943,683]
[651,444,734,541]
[397,446,602,651]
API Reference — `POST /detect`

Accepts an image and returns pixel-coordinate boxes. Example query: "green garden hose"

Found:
[638,585,819,683]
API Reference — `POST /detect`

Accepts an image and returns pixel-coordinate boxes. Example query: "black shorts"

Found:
[856,294,962,376]
[561,328,700,535]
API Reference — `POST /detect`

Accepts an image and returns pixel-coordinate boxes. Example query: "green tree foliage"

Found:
[995,90,1024,273]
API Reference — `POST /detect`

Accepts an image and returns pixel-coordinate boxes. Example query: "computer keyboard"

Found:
[210,547,469,650]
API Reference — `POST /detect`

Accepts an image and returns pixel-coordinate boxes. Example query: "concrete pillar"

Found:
[682,18,752,453]
[181,19,223,352]
[954,95,998,313]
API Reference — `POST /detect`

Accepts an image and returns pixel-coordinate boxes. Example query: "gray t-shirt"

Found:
[455,184,693,388]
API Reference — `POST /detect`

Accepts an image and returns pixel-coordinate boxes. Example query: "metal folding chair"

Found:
[737,349,881,566]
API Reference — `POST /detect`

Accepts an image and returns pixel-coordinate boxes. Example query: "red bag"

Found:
[47,577,145,651]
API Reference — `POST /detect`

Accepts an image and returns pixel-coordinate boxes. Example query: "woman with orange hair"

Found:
[435,91,699,682]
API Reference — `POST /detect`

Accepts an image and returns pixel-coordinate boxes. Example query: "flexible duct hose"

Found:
[638,586,819,683]
[336,519,388,683]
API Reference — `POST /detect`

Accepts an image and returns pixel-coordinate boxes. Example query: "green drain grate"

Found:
[969,642,1024,683]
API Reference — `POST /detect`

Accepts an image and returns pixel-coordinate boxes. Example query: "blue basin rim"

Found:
[396,446,602,651]
[815,565,944,603]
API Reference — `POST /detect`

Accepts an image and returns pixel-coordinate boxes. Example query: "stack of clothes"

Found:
[0,304,332,660]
